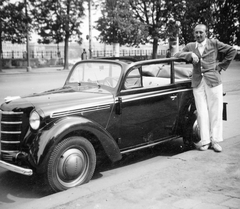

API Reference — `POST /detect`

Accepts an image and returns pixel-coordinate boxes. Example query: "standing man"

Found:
[174,24,236,152]
[81,49,87,60]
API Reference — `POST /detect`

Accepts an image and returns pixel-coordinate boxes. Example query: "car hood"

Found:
[1,86,115,117]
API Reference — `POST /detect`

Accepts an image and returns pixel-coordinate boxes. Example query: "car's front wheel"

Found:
[46,136,96,192]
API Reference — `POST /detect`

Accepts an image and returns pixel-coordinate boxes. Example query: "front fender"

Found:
[30,116,122,171]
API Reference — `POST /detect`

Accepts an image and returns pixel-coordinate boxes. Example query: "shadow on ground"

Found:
[0,138,187,205]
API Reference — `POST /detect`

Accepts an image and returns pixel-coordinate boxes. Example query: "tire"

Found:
[182,105,201,150]
[46,136,96,192]
[183,118,201,149]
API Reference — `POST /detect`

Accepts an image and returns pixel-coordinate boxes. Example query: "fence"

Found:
[2,49,167,60]
[92,49,167,58]
[1,48,169,68]
[2,50,61,59]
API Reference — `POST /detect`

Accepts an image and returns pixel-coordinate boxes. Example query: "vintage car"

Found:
[0,57,215,192]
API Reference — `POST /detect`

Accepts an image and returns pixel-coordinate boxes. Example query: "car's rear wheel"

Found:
[182,106,201,150]
[46,136,96,192]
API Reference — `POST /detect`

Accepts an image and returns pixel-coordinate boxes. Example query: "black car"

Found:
[0,57,214,192]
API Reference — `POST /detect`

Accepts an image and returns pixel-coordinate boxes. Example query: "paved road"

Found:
[0,69,69,104]
[0,70,70,208]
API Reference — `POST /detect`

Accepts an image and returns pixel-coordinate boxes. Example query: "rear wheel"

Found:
[183,118,201,150]
[46,136,96,192]
[182,104,201,150]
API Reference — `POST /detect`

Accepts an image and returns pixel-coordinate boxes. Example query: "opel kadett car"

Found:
[0,57,225,192]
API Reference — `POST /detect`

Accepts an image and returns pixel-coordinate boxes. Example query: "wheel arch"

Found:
[30,116,122,172]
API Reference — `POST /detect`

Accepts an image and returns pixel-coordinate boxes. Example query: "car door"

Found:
[118,65,180,150]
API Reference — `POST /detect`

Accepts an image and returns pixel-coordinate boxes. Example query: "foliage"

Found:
[95,0,148,46]
[96,0,177,58]
[29,0,86,70]
[0,0,31,71]
[95,0,239,58]
[173,0,240,45]
[212,0,240,45]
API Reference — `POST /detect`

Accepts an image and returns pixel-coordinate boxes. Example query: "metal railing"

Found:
[2,49,167,60]
[2,51,61,59]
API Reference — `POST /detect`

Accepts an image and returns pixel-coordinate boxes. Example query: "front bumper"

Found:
[0,160,33,176]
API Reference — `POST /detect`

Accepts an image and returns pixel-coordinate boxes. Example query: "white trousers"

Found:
[193,77,223,147]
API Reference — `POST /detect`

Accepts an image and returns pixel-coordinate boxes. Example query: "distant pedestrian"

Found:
[81,49,87,60]
[174,24,236,152]
[166,49,171,58]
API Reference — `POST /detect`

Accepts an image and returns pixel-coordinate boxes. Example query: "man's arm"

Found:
[174,44,199,64]
[216,40,237,71]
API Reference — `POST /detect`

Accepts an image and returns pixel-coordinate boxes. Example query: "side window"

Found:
[124,68,142,90]
[142,64,171,88]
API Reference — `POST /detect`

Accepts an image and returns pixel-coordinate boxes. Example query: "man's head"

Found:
[194,24,207,43]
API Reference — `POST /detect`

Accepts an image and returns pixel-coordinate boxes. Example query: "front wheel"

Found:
[45,136,96,192]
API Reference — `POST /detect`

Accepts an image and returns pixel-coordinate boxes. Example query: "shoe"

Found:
[199,144,210,151]
[211,143,222,152]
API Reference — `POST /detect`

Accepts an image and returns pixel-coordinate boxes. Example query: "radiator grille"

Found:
[0,111,23,162]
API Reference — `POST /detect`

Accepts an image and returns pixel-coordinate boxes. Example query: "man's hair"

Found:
[194,24,208,33]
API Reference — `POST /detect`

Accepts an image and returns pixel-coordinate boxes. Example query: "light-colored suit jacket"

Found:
[174,39,237,88]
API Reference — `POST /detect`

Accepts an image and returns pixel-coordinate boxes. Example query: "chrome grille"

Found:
[0,111,23,162]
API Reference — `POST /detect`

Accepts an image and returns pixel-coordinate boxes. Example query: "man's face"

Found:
[194,25,207,43]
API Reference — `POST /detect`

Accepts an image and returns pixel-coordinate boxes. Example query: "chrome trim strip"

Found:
[0,111,23,115]
[121,88,192,103]
[1,121,22,124]
[0,150,19,153]
[0,131,21,134]
[0,160,33,176]
[51,103,112,118]
[1,140,20,144]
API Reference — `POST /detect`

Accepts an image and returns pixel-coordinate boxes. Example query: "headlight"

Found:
[29,111,40,130]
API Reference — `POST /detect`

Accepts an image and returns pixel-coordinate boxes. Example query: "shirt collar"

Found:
[195,39,207,48]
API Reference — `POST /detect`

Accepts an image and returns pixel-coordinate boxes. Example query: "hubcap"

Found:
[57,148,89,187]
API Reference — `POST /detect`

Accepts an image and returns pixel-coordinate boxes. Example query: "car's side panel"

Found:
[117,87,181,149]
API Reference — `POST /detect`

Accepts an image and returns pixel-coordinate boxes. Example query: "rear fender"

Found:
[30,116,122,170]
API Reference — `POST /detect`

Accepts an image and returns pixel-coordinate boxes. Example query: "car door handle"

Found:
[170,95,177,100]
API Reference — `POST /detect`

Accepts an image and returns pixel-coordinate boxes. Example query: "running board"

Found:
[120,136,180,154]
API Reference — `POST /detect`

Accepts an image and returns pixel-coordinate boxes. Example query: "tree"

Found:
[96,0,239,59]
[0,0,30,71]
[173,0,240,46]
[95,0,148,47]
[96,0,178,59]
[212,0,240,45]
[30,0,85,70]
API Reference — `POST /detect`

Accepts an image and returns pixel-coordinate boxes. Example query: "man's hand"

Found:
[191,53,200,64]
[216,65,223,74]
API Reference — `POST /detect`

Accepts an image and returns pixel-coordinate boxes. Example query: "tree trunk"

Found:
[0,53,2,72]
[0,25,2,72]
[63,34,69,70]
[113,42,120,57]
[152,38,158,59]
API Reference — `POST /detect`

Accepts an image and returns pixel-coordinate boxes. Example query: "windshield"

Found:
[67,62,122,88]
